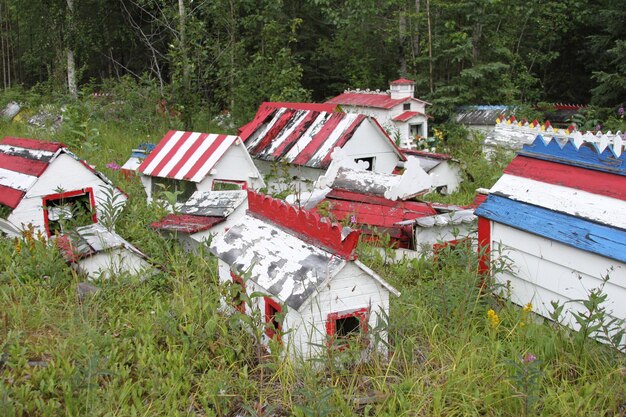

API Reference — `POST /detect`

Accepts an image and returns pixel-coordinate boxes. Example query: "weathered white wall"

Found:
[340,119,402,174]
[8,154,126,236]
[429,161,462,194]
[253,159,322,193]
[414,223,476,255]
[217,259,391,358]
[77,248,151,279]
[490,223,626,335]
[196,142,265,192]
[188,200,249,248]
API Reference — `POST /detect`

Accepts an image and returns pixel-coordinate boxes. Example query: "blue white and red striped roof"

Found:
[476,135,626,263]
[0,137,120,209]
[138,130,240,182]
[240,103,405,169]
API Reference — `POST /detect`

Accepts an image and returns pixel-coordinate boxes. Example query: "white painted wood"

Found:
[340,118,401,174]
[158,132,202,177]
[190,136,237,182]
[142,131,185,175]
[490,174,626,229]
[0,167,38,191]
[253,159,321,193]
[490,223,626,340]
[77,248,151,280]
[283,112,331,162]
[264,110,309,156]
[309,113,360,164]
[8,154,126,236]
[414,223,476,254]
[246,108,288,150]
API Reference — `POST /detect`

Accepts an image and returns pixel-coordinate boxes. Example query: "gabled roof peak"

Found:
[247,190,361,259]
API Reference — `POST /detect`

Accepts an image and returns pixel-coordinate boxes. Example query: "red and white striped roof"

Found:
[0,137,66,208]
[241,104,404,169]
[0,136,123,210]
[138,130,239,182]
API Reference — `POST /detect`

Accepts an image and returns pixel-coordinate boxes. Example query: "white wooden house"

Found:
[326,78,430,149]
[239,102,406,192]
[476,135,626,342]
[0,136,127,238]
[58,223,152,279]
[137,130,264,204]
[151,189,247,251]
[210,190,400,358]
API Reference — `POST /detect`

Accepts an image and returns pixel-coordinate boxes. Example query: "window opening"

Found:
[354,157,375,171]
[43,188,96,236]
[151,177,196,202]
[212,179,247,191]
[403,103,411,110]
[231,272,246,313]
[264,297,282,340]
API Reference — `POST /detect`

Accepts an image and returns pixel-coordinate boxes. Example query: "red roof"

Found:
[315,189,437,249]
[151,213,225,234]
[0,137,65,208]
[138,131,238,182]
[326,92,410,110]
[390,78,415,85]
[240,104,405,169]
[392,111,426,122]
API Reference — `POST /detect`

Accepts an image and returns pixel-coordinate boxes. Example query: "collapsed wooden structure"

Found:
[476,135,626,339]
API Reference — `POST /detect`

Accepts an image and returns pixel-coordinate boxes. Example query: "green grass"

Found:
[1,106,625,416]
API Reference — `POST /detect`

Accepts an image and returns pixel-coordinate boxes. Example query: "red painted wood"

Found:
[326,92,409,110]
[42,188,96,237]
[247,190,361,259]
[1,137,64,152]
[505,156,626,201]
[264,297,282,341]
[251,109,296,156]
[291,112,346,166]
[0,153,48,176]
[183,134,229,181]
[326,307,369,336]
[326,189,437,214]
[166,132,209,179]
[239,105,277,142]
[270,111,320,160]
[138,130,176,173]
[150,131,193,177]
[0,184,24,208]
[319,115,365,167]
[477,217,490,276]
[231,272,246,313]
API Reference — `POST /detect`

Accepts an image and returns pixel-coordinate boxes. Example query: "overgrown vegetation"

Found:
[1,98,624,416]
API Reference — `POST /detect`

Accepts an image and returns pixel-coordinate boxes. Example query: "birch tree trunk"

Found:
[66,0,77,98]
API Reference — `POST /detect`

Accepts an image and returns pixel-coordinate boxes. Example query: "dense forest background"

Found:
[0,0,624,126]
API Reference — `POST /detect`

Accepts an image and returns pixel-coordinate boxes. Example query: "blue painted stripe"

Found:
[475,194,626,263]
[520,135,626,176]
[130,143,156,159]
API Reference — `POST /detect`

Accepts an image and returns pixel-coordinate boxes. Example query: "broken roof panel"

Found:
[58,223,147,262]
[151,213,225,234]
[331,167,400,197]
[138,130,239,182]
[396,209,476,227]
[179,190,247,217]
[241,104,402,169]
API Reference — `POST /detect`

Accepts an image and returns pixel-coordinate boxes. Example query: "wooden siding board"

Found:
[476,195,626,263]
[504,156,626,201]
[491,174,626,229]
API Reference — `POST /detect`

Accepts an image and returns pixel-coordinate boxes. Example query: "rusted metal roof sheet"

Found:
[241,104,405,169]
[151,213,225,234]
[0,136,122,209]
[58,223,147,262]
[138,130,239,182]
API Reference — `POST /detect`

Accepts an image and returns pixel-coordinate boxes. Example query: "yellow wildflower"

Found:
[487,309,500,328]
[523,303,532,313]
[14,238,21,254]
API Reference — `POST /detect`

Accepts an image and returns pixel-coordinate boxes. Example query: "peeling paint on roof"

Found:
[210,214,347,311]
[151,213,225,234]
[58,223,148,262]
[396,209,476,227]
[332,168,399,197]
[179,190,246,217]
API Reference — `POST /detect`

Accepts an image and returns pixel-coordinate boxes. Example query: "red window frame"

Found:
[264,297,282,341]
[326,307,369,347]
[231,272,246,313]
[211,179,247,191]
[42,187,97,237]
